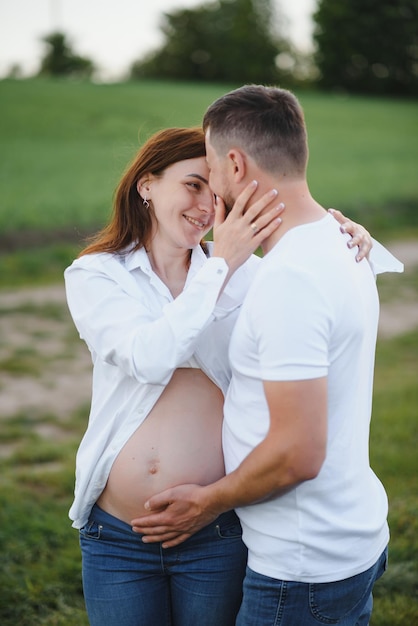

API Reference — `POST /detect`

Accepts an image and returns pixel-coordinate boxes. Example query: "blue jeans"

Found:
[236,547,388,626]
[79,504,247,626]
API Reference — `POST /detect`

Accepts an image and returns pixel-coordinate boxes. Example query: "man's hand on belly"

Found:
[130,483,220,548]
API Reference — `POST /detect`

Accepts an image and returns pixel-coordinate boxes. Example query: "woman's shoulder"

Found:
[65,250,127,278]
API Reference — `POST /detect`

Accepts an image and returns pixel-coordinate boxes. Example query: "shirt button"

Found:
[216,269,223,274]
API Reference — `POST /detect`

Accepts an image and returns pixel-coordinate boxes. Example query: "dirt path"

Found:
[0,240,416,420]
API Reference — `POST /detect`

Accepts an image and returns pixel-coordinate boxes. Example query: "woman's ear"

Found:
[136,175,152,199]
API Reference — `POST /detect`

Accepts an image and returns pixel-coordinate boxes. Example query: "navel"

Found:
[148,463,159,475]
[147,448,160,476]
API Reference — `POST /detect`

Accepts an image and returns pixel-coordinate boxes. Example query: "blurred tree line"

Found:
[314,0,417,95]
[38,32,94,80]
[130,0,290,85]
[36,0,417,96]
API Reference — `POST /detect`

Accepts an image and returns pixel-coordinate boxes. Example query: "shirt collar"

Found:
[123,243,209,275]
[123,246,152,272]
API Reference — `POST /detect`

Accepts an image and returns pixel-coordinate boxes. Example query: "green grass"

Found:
[0,407,89,625]
[303,92,418,217]
[0,78,417,287]
[0,78,230,235]
[0,78,417,237]
[370,330,418,624]
[0,243,81,288]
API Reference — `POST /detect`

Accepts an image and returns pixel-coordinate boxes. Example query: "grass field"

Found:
[0,78,417,238]
[0,78,417,288]
[0,78,417,624]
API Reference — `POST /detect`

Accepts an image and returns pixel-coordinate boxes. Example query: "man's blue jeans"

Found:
[79,504,247,626]
[236,547,388,626]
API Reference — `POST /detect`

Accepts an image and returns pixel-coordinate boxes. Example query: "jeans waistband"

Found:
[89,503,239,535]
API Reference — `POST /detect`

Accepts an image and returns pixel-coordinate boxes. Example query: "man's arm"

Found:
[131,377,328,548]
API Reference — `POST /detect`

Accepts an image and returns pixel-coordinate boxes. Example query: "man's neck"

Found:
[259,180,327,255]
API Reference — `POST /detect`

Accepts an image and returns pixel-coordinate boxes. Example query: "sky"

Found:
[0,0,316,80]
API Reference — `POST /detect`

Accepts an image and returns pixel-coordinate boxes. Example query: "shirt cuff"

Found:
[202,257,243,319]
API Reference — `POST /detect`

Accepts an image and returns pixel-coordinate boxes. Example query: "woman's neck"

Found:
[146,245,192,298]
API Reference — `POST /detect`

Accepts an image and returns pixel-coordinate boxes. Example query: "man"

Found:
[132,85,391,625]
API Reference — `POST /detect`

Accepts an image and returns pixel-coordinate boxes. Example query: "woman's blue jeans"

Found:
[79,504,247,626]
[236,546,388,626]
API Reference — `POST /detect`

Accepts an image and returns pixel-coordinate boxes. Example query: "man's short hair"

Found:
[203,85,308,177]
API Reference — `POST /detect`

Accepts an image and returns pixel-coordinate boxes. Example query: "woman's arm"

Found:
[64,256,230,386]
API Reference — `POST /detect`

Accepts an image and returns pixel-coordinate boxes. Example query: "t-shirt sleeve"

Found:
[251,265,330,381]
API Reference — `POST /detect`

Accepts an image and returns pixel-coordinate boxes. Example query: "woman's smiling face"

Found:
[147,157,215,250]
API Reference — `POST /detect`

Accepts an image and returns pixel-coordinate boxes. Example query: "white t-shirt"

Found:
[223,214,391,583]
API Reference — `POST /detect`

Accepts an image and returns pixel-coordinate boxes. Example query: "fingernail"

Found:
[340,226,346,233]
[276,217,282,224]
[328,208,335,213]
[277,202,285,210]
[347,241,353,248]
[270,189,278,197]
[251,180,258,187]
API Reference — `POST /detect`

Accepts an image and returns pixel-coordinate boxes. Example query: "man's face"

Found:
[205,130,236,215]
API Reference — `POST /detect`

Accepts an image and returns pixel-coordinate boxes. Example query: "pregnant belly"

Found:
[97,368,225,524]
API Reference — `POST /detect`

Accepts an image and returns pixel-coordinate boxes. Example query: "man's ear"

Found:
[227,148,247,183]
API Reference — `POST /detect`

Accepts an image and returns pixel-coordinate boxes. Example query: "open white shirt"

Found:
[64,243,259,529]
